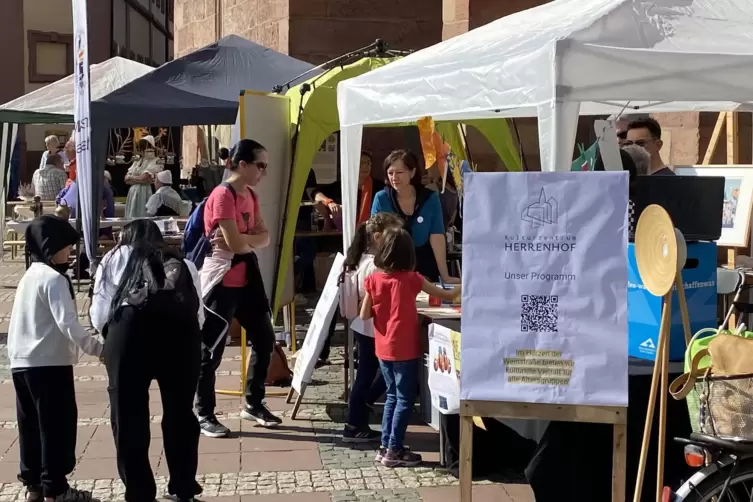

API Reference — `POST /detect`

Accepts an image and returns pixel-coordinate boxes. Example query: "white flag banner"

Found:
[460,172,629,407]
[72,0,94,261]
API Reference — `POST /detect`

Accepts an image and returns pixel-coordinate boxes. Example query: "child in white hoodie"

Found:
[8,216,102,502]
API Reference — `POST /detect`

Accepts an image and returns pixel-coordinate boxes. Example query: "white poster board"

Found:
[460,172,629,407]
[428,324,460,415]
[239,92,294,305]
[594,119,622,171]
[291,253,345,392]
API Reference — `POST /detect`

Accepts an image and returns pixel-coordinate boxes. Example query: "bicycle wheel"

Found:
[681,457,753,501]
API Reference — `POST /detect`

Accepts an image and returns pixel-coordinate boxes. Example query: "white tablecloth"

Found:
[9,217,144,234]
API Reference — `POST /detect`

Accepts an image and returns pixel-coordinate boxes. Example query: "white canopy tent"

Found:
[0,57,152,123]
[0,57,152,258]
[337,0,753,247]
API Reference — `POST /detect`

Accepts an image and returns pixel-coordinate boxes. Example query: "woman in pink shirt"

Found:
[195,139,282,438]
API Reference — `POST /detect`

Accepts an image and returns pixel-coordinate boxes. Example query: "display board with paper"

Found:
[291,253,345,392]
[460,172,629,407]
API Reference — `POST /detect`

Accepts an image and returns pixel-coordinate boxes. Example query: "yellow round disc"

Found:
[635,205,677,296]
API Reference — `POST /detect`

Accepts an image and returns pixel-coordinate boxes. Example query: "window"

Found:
[113,0,127,47]
[27,31,73,83]
[128,5,151,61]
[114,0,173,64]
[152,27,166,65]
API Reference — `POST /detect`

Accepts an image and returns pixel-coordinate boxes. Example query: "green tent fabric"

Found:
[272,58,522,314]
[274,58,394,313]
[434,120,523,172]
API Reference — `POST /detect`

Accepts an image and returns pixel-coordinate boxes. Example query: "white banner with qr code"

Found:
[460,172,629,407]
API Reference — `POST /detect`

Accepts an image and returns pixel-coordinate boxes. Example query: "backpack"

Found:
[244,342,293,387]
[181,182,236,269]
[266,342,293,387]
[108,256,200,331]
[339,267,360,319]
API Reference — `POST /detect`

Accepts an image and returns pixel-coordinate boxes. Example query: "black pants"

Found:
[347,333,386,428]
[13,366,77,498]
[104,305,202,501]
[196,285,275,417]
[319,315,338,362]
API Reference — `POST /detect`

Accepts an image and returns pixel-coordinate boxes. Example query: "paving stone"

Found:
[0,261,531,501]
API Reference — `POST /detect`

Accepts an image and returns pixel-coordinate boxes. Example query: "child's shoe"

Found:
[381,448,422,468]
[25,486,42,502]
[374,446,387,462]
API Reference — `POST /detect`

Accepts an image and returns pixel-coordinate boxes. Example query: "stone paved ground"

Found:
[0,259,534,501]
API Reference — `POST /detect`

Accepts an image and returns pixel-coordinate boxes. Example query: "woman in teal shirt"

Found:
[371,149,459,283]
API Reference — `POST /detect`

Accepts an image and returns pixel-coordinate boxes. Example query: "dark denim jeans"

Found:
[347,333,386,428]
[379,359,420,450]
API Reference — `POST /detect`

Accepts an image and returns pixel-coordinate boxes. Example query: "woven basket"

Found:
[698,373,753,440]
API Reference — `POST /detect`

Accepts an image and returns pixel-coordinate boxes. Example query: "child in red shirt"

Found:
[361,227,460,467]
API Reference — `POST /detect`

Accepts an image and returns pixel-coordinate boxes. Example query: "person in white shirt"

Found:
[341,212,403,443]
[38,135,68,172]
[32,154,67,201]
[90,219,203,502]
[9,216,102,502]
[145,170,189,217]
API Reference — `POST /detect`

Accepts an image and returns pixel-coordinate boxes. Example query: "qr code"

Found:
[521,295,559,333]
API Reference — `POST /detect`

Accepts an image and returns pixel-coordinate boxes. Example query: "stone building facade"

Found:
[175,0,750,171]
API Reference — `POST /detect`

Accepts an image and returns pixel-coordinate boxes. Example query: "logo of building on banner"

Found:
[522,188,558,228]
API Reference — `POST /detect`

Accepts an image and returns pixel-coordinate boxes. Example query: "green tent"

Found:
[272,57,523,313]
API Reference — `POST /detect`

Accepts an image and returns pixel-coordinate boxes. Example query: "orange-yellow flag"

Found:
[417,117,437,170]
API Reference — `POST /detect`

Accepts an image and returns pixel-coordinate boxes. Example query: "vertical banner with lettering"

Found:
[72,0,94,261]
[460,172,629,407]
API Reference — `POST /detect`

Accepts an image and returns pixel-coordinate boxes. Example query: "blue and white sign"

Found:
[627,241,717,362]
[461,172,629,407]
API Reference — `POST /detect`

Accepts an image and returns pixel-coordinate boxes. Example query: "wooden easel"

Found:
[632,211,693,502]
[284,300,306,419]
[217,311,294,398]
[459,401,627,502]
[703,111,743,326]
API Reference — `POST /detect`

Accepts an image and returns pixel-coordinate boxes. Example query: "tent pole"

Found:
[0,123,18,262]
[273,40,411,94]
[511,119,528,172]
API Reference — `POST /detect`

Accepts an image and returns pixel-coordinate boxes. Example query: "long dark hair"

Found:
[106,219,183,320]
[344,213,403,272]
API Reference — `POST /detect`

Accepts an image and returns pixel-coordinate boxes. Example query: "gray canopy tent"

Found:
[0,36,314,264]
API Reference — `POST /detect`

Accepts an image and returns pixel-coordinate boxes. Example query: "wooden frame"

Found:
[27,31,73,84]
[459,400,627,502]
[675,165,753,248]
